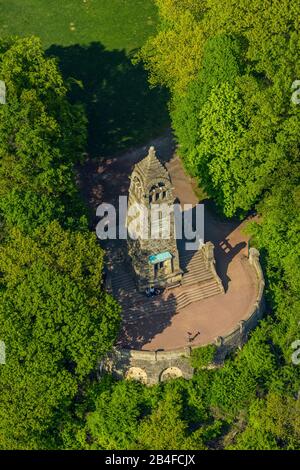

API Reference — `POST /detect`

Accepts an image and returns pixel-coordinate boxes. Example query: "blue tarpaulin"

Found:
[149,251,172,264]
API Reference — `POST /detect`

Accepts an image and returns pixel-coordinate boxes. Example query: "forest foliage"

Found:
[136,0,300,450]
[0,0,300,450]
[0,37,120,449]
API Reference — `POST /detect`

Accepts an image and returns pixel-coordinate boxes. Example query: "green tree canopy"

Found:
[0,223,120,449]
[0,36,87,232]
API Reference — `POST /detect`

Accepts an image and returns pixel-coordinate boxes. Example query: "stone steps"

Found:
[182,268,213,285]
[123,279,223,324]
[175,281,221,310]
[179,251,203,269]
[113,279,136,293]
[111,269,136,296]
[181,250,215,286]
[112,247,223,323]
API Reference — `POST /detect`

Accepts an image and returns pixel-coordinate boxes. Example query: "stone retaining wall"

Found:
[102,248,265,385]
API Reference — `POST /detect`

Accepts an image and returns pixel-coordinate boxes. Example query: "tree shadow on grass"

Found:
[47,42,169,157]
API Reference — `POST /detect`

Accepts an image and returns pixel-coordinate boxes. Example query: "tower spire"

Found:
[134,146,169,184]
[148,145,156,159]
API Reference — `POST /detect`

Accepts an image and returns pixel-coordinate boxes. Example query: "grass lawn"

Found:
[0,0,157,51]
[0,0,168,156]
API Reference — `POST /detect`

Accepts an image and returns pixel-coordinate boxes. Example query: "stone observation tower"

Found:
[127,146,182,291]
[103,145,265,385]
[108,145,224,320]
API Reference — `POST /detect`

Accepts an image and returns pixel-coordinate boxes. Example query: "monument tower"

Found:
[127,146,182,291]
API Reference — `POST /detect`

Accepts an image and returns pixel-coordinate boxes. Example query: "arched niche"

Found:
[160,367,183,382]
[132,175,143,198]
[126,367,147,384]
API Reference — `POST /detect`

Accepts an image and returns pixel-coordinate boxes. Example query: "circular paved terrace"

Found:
[78,129,258,351]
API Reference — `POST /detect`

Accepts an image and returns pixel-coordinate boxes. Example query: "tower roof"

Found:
[134,146,169,183]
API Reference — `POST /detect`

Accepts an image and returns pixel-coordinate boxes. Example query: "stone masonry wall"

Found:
[101,248,265,385]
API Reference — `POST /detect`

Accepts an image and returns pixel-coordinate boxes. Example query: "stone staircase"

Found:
[175,279,223,309]
[111,246,224,324]
[180,250,215,286]
[122,278,223,324]
[111,267,144,307]
[111,270,136,296]
[110,248,224,324]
